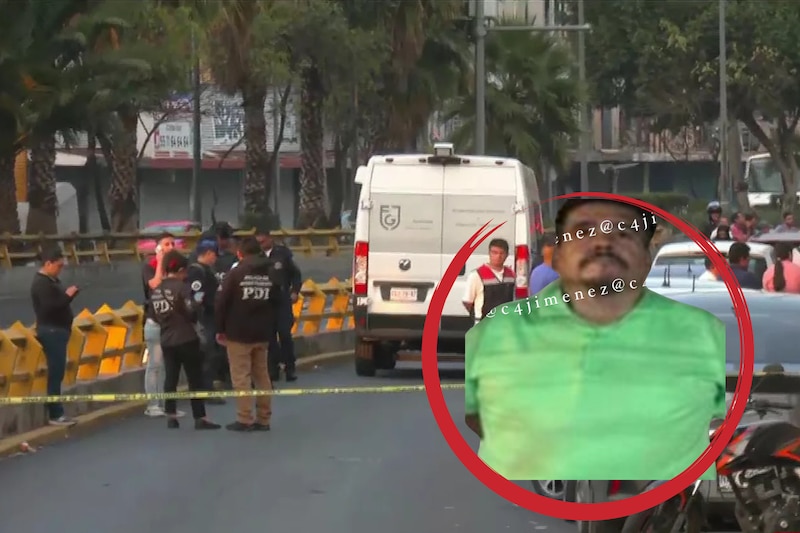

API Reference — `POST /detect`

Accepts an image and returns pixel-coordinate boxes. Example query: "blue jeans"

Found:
[144,319,164,409]
[268,303,296,374]
[36,326,70,420]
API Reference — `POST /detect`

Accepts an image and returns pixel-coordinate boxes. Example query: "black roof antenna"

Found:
[692,274,697,293]
[662,264,671,288]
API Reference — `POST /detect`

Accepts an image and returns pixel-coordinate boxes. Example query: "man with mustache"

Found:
[464,198,726,481]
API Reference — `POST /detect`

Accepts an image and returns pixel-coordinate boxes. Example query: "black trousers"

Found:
[162,339,206,419]
[268,303,296,376]
[199,317,228,390]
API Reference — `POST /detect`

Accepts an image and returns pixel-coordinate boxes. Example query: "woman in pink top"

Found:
[763,243,800,293]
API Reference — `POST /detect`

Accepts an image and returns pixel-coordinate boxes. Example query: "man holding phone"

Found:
[30,247,79,426]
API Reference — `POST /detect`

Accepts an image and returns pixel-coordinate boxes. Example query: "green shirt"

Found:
[464,281,726,481]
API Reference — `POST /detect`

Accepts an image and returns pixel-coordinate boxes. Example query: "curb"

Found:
[0,350,352,459]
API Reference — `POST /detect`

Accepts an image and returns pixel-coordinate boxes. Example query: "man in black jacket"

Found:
[30,247,79,426]
[186,239,225,404]
[215,237,282,432]
[255,225,302,382]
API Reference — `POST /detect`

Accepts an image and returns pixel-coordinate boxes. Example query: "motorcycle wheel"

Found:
[620,498,703,533]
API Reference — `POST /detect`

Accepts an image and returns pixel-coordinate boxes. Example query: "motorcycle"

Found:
[618,397,800,533]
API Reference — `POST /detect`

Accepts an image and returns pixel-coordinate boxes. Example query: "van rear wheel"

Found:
[355,340,377,377]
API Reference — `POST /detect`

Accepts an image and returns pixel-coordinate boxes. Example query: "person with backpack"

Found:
[186,239,226,405]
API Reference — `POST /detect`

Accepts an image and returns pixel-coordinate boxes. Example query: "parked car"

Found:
[533,287,800,531]
[136,220,202,255]
[652,239,775,282]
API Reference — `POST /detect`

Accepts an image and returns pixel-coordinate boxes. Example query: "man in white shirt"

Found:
[462,238,516,325]
[698,257,721,282]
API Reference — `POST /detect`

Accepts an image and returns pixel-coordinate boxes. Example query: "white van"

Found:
[351,143,545,376]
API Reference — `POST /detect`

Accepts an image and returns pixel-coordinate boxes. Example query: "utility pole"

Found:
[474,0,487,154]
[718,0,729,205]
[189,29,202,222]
[473,0,591,185]
[577,0,590,192]
[272,87,281,226]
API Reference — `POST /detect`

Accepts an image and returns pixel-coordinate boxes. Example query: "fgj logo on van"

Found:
[379,205,401,231]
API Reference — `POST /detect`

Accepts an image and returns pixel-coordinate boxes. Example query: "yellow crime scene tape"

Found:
[0,384,466,405]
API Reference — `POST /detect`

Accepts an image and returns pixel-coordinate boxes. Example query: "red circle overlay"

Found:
[421,191,754,521]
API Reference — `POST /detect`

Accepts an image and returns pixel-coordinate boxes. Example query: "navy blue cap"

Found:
[196,239,218,255]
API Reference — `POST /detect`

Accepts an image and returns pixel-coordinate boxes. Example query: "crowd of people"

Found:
[30,222,302,431]
[700,201,800,293]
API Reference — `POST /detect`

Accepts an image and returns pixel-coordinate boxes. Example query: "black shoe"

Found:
[252,423,271,431]
[226,421,253,432]
[207,397,226,405]
[167,418,180,429]
[285,372,297,382]
[195,419,222,430]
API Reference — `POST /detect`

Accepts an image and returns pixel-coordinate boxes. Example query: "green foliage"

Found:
[446,25,584,171]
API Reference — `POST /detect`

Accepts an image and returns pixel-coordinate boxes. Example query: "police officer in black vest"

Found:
[254,225,302,381]
[186,239,226,405]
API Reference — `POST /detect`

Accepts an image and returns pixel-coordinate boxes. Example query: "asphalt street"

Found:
[0,359,568,533]
[0,255,351,327]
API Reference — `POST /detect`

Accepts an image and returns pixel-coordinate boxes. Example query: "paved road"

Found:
[0,359,568,533]
[0,255,351,327]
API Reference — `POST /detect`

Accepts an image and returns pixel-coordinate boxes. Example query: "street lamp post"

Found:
[718,0,729,205]
[190,29,202,222]
[473,0,591,190]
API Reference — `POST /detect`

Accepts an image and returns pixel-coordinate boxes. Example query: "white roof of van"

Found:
[656,240,774,257]
[368,153,522,167]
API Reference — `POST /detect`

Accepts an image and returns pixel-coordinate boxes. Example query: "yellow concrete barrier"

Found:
[0,277,353,399]
[0,227,355,268]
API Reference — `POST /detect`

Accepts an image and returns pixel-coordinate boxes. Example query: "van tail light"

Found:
[514,244,529,298]
[354,241,369,295]
[608,480,622,496]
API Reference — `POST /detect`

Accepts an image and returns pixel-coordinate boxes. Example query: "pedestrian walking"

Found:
[215,236,281,432]
[461,238,516,325]
[30,247,79,426]
[150,250,221,430]
[255,225,302,382]
[464,198,725,480]
[186,239,226,405]
[141,232,184,418]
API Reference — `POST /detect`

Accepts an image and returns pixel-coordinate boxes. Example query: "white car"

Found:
[652,240,774,283]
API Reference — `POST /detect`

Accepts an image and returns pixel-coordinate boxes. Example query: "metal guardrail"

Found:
[0,277,353,399]
[0,228,356,268]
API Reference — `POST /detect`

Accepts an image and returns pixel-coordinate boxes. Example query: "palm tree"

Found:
[0,0,106,235]
[446,24,584,173]
[205,0,289,227]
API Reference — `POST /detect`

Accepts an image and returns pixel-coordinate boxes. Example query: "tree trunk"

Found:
[328,134,348,228]
[296,64,328,229]
[241,83,272,226]
[88,131,111,231]
[26,135,59,235]
[108,108,139,232]
[0,154,20,235]
[727,120,750,211]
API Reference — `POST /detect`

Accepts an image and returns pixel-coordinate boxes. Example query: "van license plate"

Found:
[390,288,418,302]
[718,475,732,492]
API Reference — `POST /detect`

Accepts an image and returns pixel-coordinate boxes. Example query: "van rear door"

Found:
[441,164,517,319]
[366,161,444,320]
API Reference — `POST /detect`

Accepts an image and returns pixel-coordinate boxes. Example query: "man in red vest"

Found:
[462,238,516,325]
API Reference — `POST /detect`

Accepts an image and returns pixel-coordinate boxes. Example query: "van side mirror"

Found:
[354,166,368,185]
